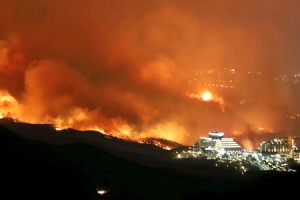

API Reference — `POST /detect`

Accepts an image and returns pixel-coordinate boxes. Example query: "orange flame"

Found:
[201,91,212,101]
[0,90,20,119]
[185,90,225,112]
[0,90,182,147]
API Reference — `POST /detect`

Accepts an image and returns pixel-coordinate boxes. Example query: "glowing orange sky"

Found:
[1,0,300,149]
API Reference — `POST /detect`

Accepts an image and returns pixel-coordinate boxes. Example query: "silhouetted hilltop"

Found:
[0,118,172,162]
[0,120,228,199]
[1,118,300,199]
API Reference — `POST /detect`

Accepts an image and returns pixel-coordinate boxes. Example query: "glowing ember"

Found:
[201,92,212,101]
[163,146,171,150]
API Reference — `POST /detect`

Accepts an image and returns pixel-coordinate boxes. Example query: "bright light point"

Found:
[97,189,107,195]
[202,92,212,101]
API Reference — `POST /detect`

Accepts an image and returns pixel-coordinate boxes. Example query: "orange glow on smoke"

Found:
[0,88,281,149]
[1,0,300,150]
[256,126,274,133]
[0,90,20,119]
[0,90,182,146]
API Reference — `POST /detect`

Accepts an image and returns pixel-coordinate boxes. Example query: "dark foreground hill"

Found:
[1,120,300,199]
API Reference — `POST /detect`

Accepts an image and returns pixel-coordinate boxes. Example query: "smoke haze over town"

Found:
[1,0,300,150]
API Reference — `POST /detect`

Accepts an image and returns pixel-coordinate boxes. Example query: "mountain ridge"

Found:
[1,117,300,199]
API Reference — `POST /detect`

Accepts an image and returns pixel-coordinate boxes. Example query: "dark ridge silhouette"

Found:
[1,119,300,199]
[0,118,171,159]
[0,124,90,199]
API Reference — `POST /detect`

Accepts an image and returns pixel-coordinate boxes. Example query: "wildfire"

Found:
[0,89,174,148]
[256,127,274,133]
[138,139,172,150]
[0,90,20,119]
[201,91,212,101]
[0,90,174,149]
[185,90,221,102]
[185,90,225,112]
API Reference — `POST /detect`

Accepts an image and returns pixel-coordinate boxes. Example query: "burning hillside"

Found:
[1,0,300,146]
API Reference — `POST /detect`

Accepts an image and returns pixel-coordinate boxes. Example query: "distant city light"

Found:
[97,190,106,195]
[97,188,109,196]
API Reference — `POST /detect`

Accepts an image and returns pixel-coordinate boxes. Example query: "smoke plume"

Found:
[0,0,300,147]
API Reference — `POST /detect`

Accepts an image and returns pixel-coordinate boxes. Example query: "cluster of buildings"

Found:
[259,137,300,160]
[192,131,241,158]
[174,131,300,165]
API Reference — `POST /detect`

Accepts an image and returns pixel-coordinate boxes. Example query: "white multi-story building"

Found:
[194,131,241,153]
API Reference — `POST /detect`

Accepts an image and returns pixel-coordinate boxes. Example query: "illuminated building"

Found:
[289,137,300,159]
[208,131,224,139]
[193,131,241,154]
[260,138,290,154]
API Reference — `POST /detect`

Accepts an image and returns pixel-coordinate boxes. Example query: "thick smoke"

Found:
[0,0,300,147]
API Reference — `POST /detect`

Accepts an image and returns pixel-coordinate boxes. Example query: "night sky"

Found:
[1,0,300,149]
